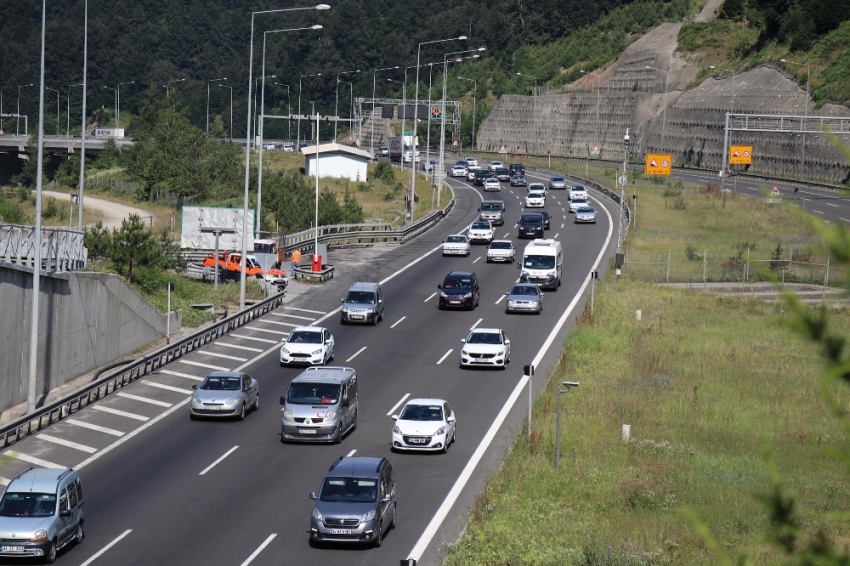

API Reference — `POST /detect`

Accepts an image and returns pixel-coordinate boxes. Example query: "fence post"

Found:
[746,247,750,283]
[823,254,830,302]
[703,250,707,288]
[666,249,671,283]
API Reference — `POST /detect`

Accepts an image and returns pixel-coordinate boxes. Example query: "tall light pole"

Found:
[163,78,185,97]
[45,87,59,135]
[116,81,134,132]
[77,0,88,230]
[298,73,321,146]
[645,66,669,152]
[239,4,331,311]
[388,76,406,172]
[369,66,398,157]
[710,65,736,189]
[253,75,275,147]
[781,58,810,179]
[103,87,117,133]
[273,82,291,140]
[17,84,33,136]
[335,69,360,139]
[66,83,83,138]
[28,0,48,415]
[207,77,227,133]
[219,85,233,141]
[258,25,322,240]
[457,76,476,150]
[516,72,538,96]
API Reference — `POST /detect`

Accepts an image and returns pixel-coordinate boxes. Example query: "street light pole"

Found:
[219,85,233,141]
[207,77,227,133]
[164,78,185,98]
[580,69,601,151]
[645,66,668,152]
[45,87,59,135]
[116,81,134,132]
[516,72,538,96]
[335,69,360,140]
[273,82,291,141]
[710,65,736,189]
[457,76,476,150]
[298,73,322,147]
[17,84,33,136]
[66,83,83,138]
[77,0,88,230]
[781,58,810,180]
[370,66,399,157]
[103,86,117,133]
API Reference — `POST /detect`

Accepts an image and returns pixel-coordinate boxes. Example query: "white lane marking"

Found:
[77,399,190,469]
[563,215,566,219]
[813,210,824,215]
[181,360,230,371]
[554,233,559,239]
[231,334,278,344]
[436,349,454,364]
[66,419,124,437]
[0,477,8,486]
[4,450,64,469]
[407,184,616,563]
[346,347,367,362]
[248,327,289,335]
[92,405,150,422]
[215,342,264,353]
[390,316,407,328]
[116,392,172,408]
[425,292,437,302]
[284,306,326,314]
[495,294,506,305]
[199,446,239,476]
[146,382,194,395]
[38,434,97,454]
[270,312,314,321]
[387,393,411,416]
[201,351,248,362]
[158,369,204,381]
[503,232,509,238]
[826,202,838,207]
[561,207,565,211]
[78,529,133,566]
[473,256,481,264]
[841,218,850,222]
[239,534,278,566]
[346,449,357,457]
[470,318,483,330]
[264,320,301,327]
[561,223,564,228]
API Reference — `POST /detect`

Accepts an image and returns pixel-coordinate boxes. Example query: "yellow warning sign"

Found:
[730,145,753,165]
[645,154,672,176]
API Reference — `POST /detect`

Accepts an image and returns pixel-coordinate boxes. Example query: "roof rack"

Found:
[306,366,354,372]
[329,456,345,471]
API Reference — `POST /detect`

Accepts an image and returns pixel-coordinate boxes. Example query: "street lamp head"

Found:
[310,24,323,30]
[780,58,787,63]
[315,3,331,9]
[477,47,486,51]
[457,35,468,40]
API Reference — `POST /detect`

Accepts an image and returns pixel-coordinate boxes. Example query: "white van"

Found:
[519,239,563,290]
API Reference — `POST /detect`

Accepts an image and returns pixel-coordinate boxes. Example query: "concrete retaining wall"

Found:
[0,266,181,413]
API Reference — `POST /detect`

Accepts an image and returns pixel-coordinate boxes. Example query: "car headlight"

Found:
[435,426,446,436]
[461,349,470,357]
[393,425,402,435]
[440,291,449,298]
[282,409,294,421]
[312,508,323,521]
[31,530,48,542]
[361,510,376,522]
[366,308,375,314]
[463,292,472,299]
[324,411,337,421]
[311,348,323,355]
[341,306,348,313]
[191,396,201,404]
[226,397,242,405]
[281,347,290,355]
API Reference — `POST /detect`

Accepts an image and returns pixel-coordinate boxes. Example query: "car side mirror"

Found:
[280,396,286,405]
[437,284,442,289]
[340,298,345,303]
[60,509,71,518]
[309,491,318,500]
[382,494,392,503]
[505,339,511,345]
[540,292,545,296]
[460,338,466,343]
[192,384,198,390]
[391,414,399,420]
[378,299,383,304]
[446,415,456,423]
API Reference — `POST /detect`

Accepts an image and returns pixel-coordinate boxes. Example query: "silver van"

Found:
[340,282,384,325]
[280,366,359,443]
[0,468,85,563]
[479,201,505,226]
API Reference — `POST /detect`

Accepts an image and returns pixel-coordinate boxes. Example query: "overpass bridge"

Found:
[0,135,293,156]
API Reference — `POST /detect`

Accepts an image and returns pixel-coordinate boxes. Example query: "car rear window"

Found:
[520,215,543,226]
[443,277,473,289]
[480,202,503,211]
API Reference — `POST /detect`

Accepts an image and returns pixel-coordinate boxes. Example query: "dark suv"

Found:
[473,169,493,186]
[494,168,511,182]
[437,271,480,310]
[509,163,525,175]
[517,212,545,239]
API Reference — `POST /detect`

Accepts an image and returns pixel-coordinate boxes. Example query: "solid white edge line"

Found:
[199,351,248,362]
[199,445,239,476]
[157,369,204,381]
[346,346,367,362]
[390,316,407,329]
[346,449,357,457]
[424,292,437,302]
[436,349,453,364]
[6,450,64,469]
[231,334,278,344]
[387,393,411,416]
[78,529,133,566]
[38,434,98,454]
[470,318,483,330]
[284,306,327,314]
[214,342,264,352]
[239,533,278,566]
[91,405,150,422]
[66,419,125,437]
[407,187,615,561]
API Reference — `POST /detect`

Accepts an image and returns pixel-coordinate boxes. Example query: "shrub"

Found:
[684,244,701,261]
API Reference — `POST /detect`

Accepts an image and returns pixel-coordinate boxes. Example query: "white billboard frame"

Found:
[180,206,256,251]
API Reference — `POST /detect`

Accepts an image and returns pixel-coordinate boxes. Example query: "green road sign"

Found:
[403,131,412,136]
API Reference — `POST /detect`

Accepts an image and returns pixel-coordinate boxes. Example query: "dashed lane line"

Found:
[239,534,278,566]
[92,405,150,421]
[346,449,357,457]
[390,316,407,329]
[38,434,98,454]
[346,347,367,362]
[495,294,506,305]
[199,446,239,476]
[425,292,437,302]
[117,392,172,408]
[66,419,125,437]
[470,318,483,330]
[473,257,481,264]
[78,529,133,566]
[436,349,454,365]
[387,393,411,416]
[146,382,194,395]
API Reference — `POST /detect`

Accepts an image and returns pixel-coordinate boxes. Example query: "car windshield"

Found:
[552,177,565,183]
[572,198,588,205]
[528,193,544,199]
[319,477,378,503]
[288,331,323,344]
[490,241,512,249]
[200,375,241,390]
[346,291,376,304]
[399,404,444,421]
[467,332,503,344]
[577,207,595,213]
[524,255,556,269]
[529,184,545,191]
[511,285,539,296]
[480,203,503,211]
[443,277,473,290]
[288,383,341,405]
[520,215,542,226]
[471,222,490,230]
[0,492,56,518]
[572,185,586,191]
[446,236,467,243]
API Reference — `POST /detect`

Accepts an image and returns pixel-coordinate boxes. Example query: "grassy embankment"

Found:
[444,174,850,565]
[0,187,103,226]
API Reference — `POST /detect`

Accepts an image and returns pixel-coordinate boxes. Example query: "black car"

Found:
[509,163,525,175]
[437,271,480,310]
[539,210,550,230]
[517,213,545,239]
[495,168,511,182]
[473,169,493,186]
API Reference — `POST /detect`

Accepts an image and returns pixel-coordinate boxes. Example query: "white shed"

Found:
[301,143,371,182]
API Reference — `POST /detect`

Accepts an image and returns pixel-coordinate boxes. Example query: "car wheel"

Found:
[329,349,335,362]
[340,317,347,325]
[374,520,383,547]
[238,404,246,421]
[371,314,378,326]
[43,540,57,564]
[189,413,197,421]
[334,423,343,444]
[254,394,260,411]
[352,409,358,430]
[441,438,449,453]
[390,503,397,529]
[74,521,84,545]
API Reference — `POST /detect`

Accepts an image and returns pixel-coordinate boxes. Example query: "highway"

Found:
[0,168,618,566]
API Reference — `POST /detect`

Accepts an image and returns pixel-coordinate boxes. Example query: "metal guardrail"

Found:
[0,292,284,450]
[0,224,88,272]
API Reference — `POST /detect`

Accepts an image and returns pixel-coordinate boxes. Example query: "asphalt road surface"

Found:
[0,169,619,566]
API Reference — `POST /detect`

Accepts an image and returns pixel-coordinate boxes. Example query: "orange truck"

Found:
[203,252,264,279]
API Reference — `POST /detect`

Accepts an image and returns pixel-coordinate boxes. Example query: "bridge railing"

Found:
[0,224,87,271]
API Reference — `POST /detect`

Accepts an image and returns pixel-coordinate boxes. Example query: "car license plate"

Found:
[410,438,427,444]
[350,315,363,320]
[204,405,223,411]
[473,358,489,363]
[298,429,318,435]
[329,529,352,535]
[1,546,24,552]
[450,301,461,305]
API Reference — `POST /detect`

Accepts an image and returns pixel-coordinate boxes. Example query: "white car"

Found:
[460,328,511,369]
[468,220,494,244]
[525,192,546,208]
[282,144,295,153]
[528,182,546,195]
[391,398,456,453]
[466,169,477,182]
[488,160,504,172]
[280,327,335,366]
[464,157,479,169]
[569,185,588,201]
[442,234,471,256]
[483,178,501,191]
[486,240,516,263]
[569,196,589,213]
[451,165,468,177]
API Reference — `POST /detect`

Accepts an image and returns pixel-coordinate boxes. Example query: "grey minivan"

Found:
[309,456,396,547]
[280,366,358,443]
[0,468,85,563]
[340,282,384,325]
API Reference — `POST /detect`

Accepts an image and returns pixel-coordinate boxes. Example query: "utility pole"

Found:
[618,129,629,255]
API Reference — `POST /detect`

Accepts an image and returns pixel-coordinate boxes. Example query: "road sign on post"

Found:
[499,144,507,154]
[729,145,753,165]
[430,106,442,121]
[590,144,600,156]
[644,154,672,175]
[767,185,782,203]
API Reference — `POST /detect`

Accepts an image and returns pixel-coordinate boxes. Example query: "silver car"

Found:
[190,371,259,420]
[505,283,543,314]
[574,205,597,223]
[486,240,516,263]
[549,177,568,190]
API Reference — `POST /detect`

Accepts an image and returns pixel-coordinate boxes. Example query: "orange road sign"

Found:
[730,145,753,165]
[645,154,672,176]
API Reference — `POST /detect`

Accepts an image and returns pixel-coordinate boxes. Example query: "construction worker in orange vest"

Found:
[291,249,302,278]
